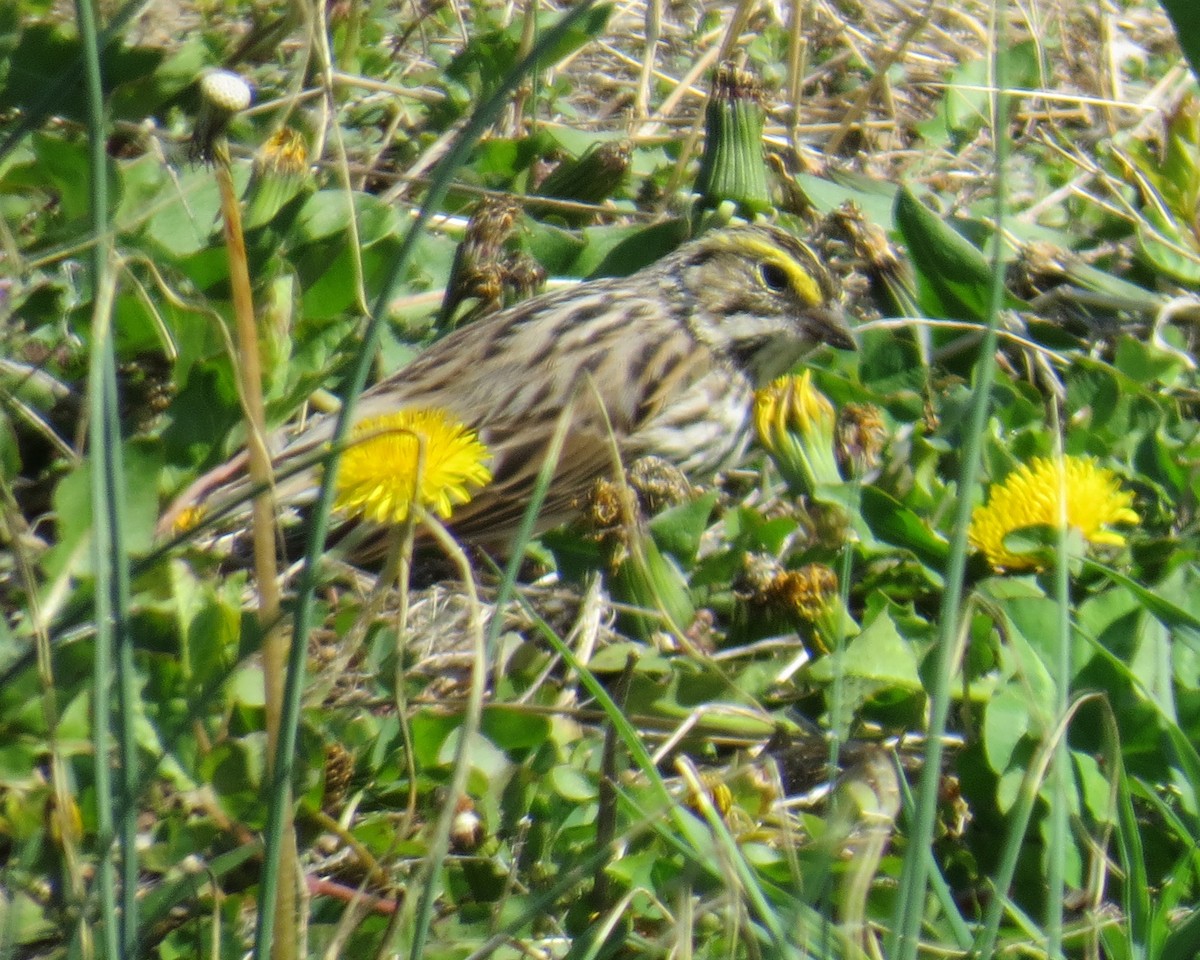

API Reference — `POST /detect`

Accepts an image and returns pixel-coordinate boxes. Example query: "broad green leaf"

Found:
[41,441,162,578]
[549,765,598,802]
[437,727,510,780]
[1085,559,1200,655]
[792,169,898,228]
[1072,749,1114,827]
[481,705,551,752]
[810,607,921,689]
[894,184,1026,323]
[942,57,991,140]
[649,490,718,565]
[983,684,1032,774]
[579,219,691,278]
[1136,218,1200,285]
[410,709,462,768]
[860,485,949,572]
[292,189,397,245]
[985,592,1058,725]
[146,165,247,260]
[0,23,162,122]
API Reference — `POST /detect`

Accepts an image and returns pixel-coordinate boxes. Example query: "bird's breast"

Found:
[628,370,754,477]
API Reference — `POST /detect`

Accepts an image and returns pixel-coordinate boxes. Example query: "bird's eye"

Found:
[759,262,790,292]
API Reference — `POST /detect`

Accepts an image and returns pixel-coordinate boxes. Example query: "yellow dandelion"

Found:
[255,127,308,178]
[333,409,492,526]
[753,371,841,493]
[754,371,835,453]
[245,127,310,229]
[172,504,207,535]
[968,455,1140,572]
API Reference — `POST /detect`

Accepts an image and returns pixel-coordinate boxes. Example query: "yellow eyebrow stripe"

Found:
[704,233,824,305]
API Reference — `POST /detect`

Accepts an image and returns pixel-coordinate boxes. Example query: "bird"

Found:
[160,222,856,559]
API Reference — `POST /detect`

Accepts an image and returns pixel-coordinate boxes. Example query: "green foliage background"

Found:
[3,1,1200,958]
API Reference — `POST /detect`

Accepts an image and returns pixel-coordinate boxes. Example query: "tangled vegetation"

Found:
[3,1,1200,958]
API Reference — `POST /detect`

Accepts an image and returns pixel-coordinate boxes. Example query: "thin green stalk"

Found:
[892,755,974,951]
[972,694,1100,958]
[106,301,139,958]
[886,4,1010,957]
[73,0,138,952]
[1047,405,1071,959]
[250,7,602,957]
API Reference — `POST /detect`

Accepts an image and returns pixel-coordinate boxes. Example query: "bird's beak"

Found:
[807,305,857,351]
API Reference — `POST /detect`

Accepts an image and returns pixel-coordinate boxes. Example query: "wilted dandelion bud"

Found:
[244,127,310,228]
[836,403,887,476]
[763,563,838,623]
[322,743,354,813]
[761,562,843,654]
[627,455,694,515]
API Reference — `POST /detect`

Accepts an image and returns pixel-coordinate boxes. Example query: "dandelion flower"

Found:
[753,371,841,493]
[255,127,308,179]
[245,127,310,228]
[171,504,207,535]
[333,409,492,526]
[968,455,1139,571]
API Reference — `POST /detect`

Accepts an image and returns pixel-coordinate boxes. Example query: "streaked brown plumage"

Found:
[161,223,855,556]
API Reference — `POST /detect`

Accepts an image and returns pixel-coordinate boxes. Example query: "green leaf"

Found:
[1159,0,1200,87]
[0,23,162,122]
[860,485,949,571]
[410,709,461,768]
[792,169,899,227]
[292,189,397,245]
[184,596,242,688]
[723,507,801,555]
[648,491,718,565]
[0,741,40,784]
[810,607,922,689]
[41,441,162,578]
[983,684,1032,775]
[942,57,991,140]
[481,706,551,752]
[1084,559,1200,655]
[146,165,244,260]
[1162,893,1200,960]
[579,219,691,278]
[1136,218,1200,285]
[893,184,1024,323]
[204,734,268,824]
[549,765,598,802]
[437,727,510,780]
[1072,749,1114,827]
